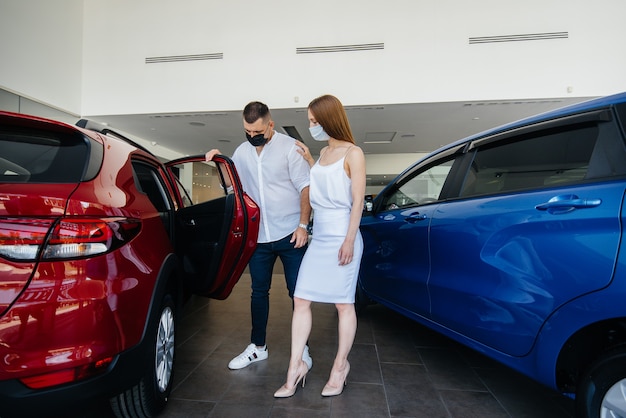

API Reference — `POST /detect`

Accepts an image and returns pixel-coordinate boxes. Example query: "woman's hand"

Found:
[294,140,315,167]
[338,239,355,266]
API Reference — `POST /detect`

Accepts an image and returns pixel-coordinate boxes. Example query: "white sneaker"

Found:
[302,345,313,370]
[228,343,268,370]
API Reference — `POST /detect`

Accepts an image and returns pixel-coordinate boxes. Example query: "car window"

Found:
[132,162,173,213]
[0,131,90,183]
[168,160,230,208]
[381,159,454,210]
[459,123,621,197]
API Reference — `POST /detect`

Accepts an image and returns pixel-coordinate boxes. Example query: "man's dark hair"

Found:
[243,101,270,123]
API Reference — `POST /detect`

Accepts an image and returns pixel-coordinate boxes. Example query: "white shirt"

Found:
[232,131,310,243]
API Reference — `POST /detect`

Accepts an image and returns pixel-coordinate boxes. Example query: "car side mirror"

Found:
[363,194,374,214]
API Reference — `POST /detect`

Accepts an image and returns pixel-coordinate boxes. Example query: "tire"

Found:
[576,346,626,418]
[110,294,176,418]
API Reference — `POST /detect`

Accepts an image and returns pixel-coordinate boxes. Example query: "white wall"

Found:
[79,0,626,116]
[2,0,626,174]
[3,0,626,117]
[366,153,425,174]
[0,0,83,115]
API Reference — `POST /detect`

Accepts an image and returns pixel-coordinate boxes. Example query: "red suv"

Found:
[0,111,259,417]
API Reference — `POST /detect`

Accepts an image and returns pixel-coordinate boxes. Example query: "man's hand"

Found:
[205,149,221,161]
[290,227,309,248]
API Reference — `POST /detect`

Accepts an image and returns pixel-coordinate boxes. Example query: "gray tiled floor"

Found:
[79,268,576,417]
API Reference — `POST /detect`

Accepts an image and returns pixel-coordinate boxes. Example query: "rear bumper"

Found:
[0,336,152,418]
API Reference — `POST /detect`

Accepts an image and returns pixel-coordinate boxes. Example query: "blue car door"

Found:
[360,156,458,318]
[360,205,437,317]
[427,115,625,356]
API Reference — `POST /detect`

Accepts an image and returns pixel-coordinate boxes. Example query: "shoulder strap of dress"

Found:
[342,145,356,158]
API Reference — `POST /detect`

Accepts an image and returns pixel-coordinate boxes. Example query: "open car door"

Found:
[165,155,259,299]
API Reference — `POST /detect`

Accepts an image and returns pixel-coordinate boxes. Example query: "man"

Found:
[206,101,313,370]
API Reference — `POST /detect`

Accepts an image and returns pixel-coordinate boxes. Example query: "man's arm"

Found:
[290,186,311,248]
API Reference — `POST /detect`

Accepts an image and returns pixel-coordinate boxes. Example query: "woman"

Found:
[274,94,366,398]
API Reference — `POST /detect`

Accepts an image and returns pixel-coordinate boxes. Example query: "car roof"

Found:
[382,91,626,191]
[434,91,626,156]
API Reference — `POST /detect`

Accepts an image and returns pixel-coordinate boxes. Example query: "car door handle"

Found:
[404,211,427,223]
[535,194,601,214]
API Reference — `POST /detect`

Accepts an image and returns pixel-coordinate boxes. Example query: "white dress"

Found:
[294,150,363,303]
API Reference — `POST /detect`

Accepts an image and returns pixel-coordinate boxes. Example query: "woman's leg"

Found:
[282,297,312,388]
[326,303,356,387]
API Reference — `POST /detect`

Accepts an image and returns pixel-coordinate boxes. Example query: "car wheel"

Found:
[576,346,626,418]
[111,293,176,418]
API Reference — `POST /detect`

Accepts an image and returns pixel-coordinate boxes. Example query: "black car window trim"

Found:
[457,117,626,198]
[463,124,598,197]
[447,109,625,199]
[467,108,613,151]
[442,149,478,199]
[585,117,626,180]
[131,159,174,214]
[374,144,466,213]
[614,102,626,142]
[77,119,155,156]
[393,143,467,186]
[82,134,104,181]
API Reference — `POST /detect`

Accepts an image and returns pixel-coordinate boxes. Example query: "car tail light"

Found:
[0,218,141,261]
[19,356,114,389]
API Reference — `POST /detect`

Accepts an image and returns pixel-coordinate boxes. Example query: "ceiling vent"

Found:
[149,112,228,118]
[462,99,564,106]
[145,53,224,64]
[469,32,568,44]
[296,43,384,54]
[363,132,396,144]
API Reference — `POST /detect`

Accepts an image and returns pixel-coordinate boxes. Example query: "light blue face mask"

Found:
[309,124,331,141]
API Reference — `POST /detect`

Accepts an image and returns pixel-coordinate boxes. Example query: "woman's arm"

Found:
[338,146,366,265]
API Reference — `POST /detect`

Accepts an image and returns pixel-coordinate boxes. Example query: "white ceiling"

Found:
[85,96,592,162]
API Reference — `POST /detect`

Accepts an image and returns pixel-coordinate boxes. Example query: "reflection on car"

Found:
[358,91,626,418]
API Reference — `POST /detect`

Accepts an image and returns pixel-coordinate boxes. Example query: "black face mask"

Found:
[245,132,268,147]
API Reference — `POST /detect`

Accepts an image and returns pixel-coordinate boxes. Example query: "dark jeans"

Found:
[248,234,307,347]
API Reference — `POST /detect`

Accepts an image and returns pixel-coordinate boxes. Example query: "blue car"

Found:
[358,91,626,418]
